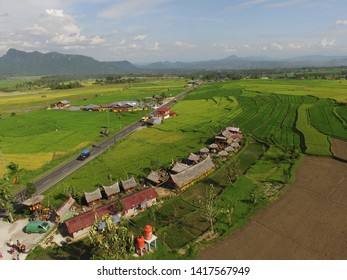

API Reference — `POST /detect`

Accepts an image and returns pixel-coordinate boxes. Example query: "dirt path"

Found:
[331,137,347,161]
[199,156,347,260]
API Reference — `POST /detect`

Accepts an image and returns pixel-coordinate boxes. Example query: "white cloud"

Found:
[336,20,347,26]
[150,42,160,50]
[98,0,169,20]
[133,34,147,41]
[319,38,336,47]
[270,43,284,50]
[45,9,65,17]
[175,41,196,49]
[212,42,237,52]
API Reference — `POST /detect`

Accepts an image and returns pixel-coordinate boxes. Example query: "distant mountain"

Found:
[142,55,347,70]
[0,49,137,76]
[1,49,347,76]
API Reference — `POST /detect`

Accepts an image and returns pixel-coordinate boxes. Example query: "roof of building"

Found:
[84,104,99,109]
[231,142,240,148]
[64,202,118,235]
[84,188,102,204]
[170,156,215,188]
[226,127,241,133]
[102,182,120,197]
[121,188,159,212]
[188,153,200,162]
[157,107,170,113]
[209,143,219,149]
[199,147,210,154]
[218,150,229,157]
[221,129,233,139]
[22,195,45,206]
[56,197,75,218]
[171,162,190,173]
[59,100,70,104]
[147,117,162,125]
[224,146,235,152]
[121,176,137,190]
[147,171,161,184]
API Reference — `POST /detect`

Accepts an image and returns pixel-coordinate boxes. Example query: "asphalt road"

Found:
[15,88,192,203]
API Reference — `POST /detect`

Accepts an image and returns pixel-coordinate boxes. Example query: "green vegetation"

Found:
[296,104,331,156]
[0,78,186,190]
[9,78,347,260]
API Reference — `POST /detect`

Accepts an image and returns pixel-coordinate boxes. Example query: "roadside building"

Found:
[55,196,75,222]
[82,104,100,111]
[121,177,137,194]
[64,202,119,238]
[146,117,162,125]
[170,156,215,190]
[84,188,102,206]
[102,182,120,200]
[156,107,176,119]
[121,188,158,218]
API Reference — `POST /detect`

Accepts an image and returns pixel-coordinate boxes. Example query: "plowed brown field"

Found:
[199,156,347,260]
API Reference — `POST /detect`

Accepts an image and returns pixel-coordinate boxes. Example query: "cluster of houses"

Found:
[60,177,158,239]
[50,100,70,109]
[57,126,242,240]
[80,96,166,112]
[146,126,243,191]
[145,107,177,125]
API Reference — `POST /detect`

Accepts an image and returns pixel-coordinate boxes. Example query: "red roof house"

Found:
[64,202,118,238]
[120,188,158,217]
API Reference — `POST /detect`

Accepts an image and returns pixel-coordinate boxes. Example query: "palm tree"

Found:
[0,180,15,223]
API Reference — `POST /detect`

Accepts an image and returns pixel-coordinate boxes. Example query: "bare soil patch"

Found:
[199,156,347,260]
[331,137,347,161]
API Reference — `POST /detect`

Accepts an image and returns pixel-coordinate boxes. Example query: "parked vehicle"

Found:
[25,221,50,233]
[77,150,90,161]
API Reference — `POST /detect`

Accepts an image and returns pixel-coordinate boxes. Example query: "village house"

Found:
[51,100,70,109]
[121,177,137,194]
[170,155,215,190]
[156,107,176,119]
[102,182,120,200]
[81,104,100,111]
[120,188,158,218]
[64,202,119,239]
[55,196,75,222]
[84,188,102,206]
[146,169,168,186]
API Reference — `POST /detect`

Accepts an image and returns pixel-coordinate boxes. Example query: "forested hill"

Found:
[0,49,138,76]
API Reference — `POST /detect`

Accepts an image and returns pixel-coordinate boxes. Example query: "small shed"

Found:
[188,153,200,164]
[224,146,235,153]
[102,182,120,200]
[121,177,137,194]
[209,143,219,149]
[147,117,162,125]
[218,150,229,157]
[231,142,240,149]
[199,147,209,154]
[146,171,161,185]
[84,188,102,206]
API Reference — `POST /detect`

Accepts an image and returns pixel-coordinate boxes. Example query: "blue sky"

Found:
[0,0,347,62]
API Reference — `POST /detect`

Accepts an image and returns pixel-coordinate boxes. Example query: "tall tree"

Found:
[7,162,20,184]
[89,214,134,260]
[199,184,221,235]
[0,180,15,223]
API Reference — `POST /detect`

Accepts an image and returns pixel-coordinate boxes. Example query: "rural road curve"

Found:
[15,88,193,202]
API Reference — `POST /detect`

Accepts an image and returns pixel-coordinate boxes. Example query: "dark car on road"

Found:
[77,150,90,161]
